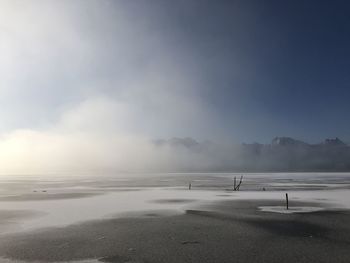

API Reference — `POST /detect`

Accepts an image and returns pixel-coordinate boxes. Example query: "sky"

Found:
[0,0,349,173]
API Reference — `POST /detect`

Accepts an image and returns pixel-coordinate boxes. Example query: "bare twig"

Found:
[233,175,243,191]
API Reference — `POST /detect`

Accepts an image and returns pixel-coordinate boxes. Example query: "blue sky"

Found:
[122,0,350,143]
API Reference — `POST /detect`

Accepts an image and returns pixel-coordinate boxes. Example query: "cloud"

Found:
[0,1,287,175]
[0,0,221,136]
[0,0,227,174]
[0,96,349,174]
[0,95,219,174]
[0,99,148,174]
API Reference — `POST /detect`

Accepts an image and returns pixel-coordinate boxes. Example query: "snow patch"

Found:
[259,206,324,214]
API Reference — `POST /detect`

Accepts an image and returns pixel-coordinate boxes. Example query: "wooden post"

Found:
[233,177,237,191]
[286,193,289,210]
[189,182,191,190]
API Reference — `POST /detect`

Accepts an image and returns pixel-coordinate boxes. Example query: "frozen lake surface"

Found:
[0,173,350,233]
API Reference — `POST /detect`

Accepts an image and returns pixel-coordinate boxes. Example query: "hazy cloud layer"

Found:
[0,0,220,136]
[0,96,213,174]
[0,0,221,174]
[1,1,349,174]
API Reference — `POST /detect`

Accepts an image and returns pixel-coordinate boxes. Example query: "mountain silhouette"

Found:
[154,137,350,172]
